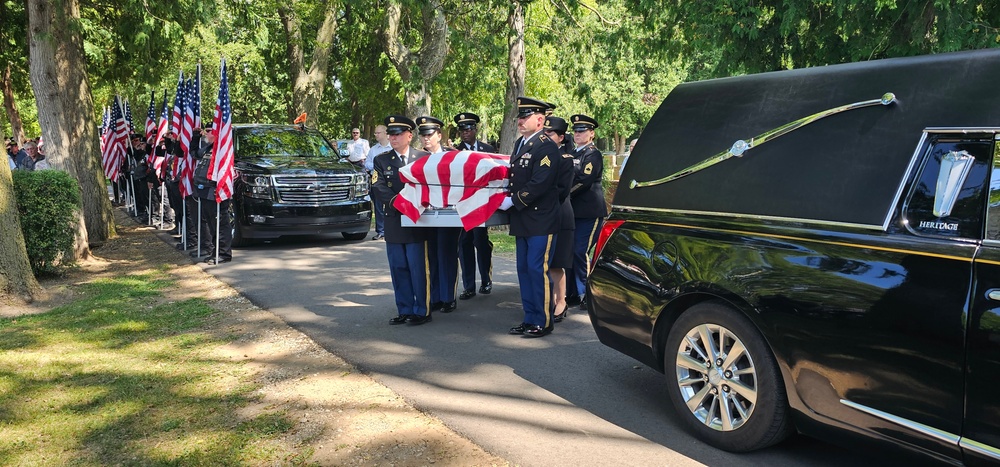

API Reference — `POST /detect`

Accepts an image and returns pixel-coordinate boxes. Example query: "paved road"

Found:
[202,234,868,466]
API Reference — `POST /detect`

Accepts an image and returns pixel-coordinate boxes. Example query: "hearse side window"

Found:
[984,139,1000,241]
[903,135,991,240]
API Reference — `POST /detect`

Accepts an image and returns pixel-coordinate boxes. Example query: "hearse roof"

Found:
[617,48,1000,228]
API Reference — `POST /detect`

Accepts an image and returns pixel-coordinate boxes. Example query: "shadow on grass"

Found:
[0,272,305,465]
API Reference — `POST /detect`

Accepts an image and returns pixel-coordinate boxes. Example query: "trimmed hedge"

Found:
[12,170,81,275]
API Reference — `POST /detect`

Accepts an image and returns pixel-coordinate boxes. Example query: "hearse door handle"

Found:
[987,289,1000,301]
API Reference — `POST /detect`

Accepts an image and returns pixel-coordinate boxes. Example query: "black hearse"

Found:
[231,124,371,245]
[588,49,1000,464]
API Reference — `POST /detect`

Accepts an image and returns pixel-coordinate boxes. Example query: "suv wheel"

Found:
[342,232,368,241]
[664,300,792,452]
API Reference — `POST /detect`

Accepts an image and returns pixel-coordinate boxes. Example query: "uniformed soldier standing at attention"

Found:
[501,97,561,337]
[544,116,576,322]
[567,114,607,310]
[373,115,433,325]
[454,112,497,300]
[416,115,460,313]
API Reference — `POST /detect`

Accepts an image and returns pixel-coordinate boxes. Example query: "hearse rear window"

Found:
[904,135,991,239]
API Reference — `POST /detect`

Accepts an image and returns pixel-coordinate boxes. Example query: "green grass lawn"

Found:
[0,269,309,466]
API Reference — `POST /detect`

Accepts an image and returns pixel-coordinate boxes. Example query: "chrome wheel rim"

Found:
[674,323,758,431]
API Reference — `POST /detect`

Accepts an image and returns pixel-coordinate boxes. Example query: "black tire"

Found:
[664,300,792,452]
[232,221,252,247]
[342,232,368,241]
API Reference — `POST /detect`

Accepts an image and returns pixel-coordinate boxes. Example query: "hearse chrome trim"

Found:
[627,219,975,263]
[882,132,929,231]
[961,438,1000,462]
[629,93,897,189]
[840,399,959,446]
[612,205,885,231]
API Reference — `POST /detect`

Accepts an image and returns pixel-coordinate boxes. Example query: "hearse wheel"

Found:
[664,300,792,452]
[342,232,368,241]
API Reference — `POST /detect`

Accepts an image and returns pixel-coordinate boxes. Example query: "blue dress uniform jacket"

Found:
[570,143,608,219]
[372,148,430,244]
[508,132,561,237]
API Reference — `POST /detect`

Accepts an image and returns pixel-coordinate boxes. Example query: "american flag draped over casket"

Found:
[392,150,510,230]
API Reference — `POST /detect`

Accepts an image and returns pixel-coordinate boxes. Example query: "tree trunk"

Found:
[499,0,525,155]
[1,65,26,145]
[382,0,449,118]
[27,0,112,251]
[0,160,41,302]
[279,0,339,126]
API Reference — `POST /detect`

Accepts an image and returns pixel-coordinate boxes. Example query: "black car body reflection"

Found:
[588,49,1000,465]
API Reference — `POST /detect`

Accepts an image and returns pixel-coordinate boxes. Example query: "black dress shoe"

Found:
[459,289,476,300]
[579,298,588,310]
[553,305,568,323]
[523,324,553,337]
[371,233,384,240]
[175,243,186,250]
[509,323,529,335]
[479,282,492,294]
[565,295,581,307]
[407,314,432,325]
[430,302,444,311]
[442,300,457,313]
[389,315,409,325]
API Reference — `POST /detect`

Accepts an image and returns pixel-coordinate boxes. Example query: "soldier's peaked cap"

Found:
[384,115,416,135]
[416,116,444,135]
[571,114,599,130]
[516,97,551,118]
[454,113,481,129]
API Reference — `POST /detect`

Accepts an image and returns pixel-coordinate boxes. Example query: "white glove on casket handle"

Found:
[499,197,514,211]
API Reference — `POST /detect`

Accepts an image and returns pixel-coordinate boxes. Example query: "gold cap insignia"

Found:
[389,117,396,123]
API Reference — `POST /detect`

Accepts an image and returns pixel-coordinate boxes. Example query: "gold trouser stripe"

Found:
[423,240,431,316]
[543,234,553,328]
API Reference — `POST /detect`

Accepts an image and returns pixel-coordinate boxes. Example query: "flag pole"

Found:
[197,197,202,257]
[181,197,187,250]
[214,202,220,264]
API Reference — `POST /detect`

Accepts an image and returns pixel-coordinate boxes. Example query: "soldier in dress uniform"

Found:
[417,116,460,313]
[373,115,433,325]
[567,114,607,310]
[454,112,497,300]
[544,116,576,322]
[502,97,561,337]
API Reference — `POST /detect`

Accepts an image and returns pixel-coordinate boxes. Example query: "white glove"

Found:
[499,197,514,211]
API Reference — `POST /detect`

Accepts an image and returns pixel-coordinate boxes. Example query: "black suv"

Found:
[589,49,1000,464]
[231,124,371,245]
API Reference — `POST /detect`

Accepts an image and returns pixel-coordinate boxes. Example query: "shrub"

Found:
[12,170,81,275]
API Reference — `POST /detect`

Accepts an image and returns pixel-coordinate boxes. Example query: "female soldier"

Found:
[568,114,607,310]
[544,116,575,321]
[416,116,461,314]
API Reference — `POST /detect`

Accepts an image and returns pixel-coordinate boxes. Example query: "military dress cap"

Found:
[416,116,444,136]
[544,116,568,134]
[516,96,551,118]
[130,133,143,141]
[545,101,558,116]
[454,112,481,130]
[570,114,599,131]
[384,114,416,135]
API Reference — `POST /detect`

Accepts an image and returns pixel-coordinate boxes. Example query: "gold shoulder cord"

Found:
[629,93,897,189]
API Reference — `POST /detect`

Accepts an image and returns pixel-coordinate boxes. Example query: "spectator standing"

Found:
[365,125,391,240]
[503,97,561,338]
[347,127,369,168]
[16,141,39,171]
[372,115,432,325]
[567,114,607,310]
[453,112,497,300]
[33,141,51,170]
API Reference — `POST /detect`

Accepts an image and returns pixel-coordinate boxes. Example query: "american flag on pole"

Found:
[194,63,202,129]
[393,150,511,230]
[209,58,235,203]
[100,96,128,181]
[145,91,156,139]
[178,78,196,198]
[154,90,169,147]
[99,105,110,153]
[123,98,134,134]
[171,70,185,136]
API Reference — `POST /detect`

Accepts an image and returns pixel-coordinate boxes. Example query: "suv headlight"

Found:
[242,173,272,199]
[352,173,369,198]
